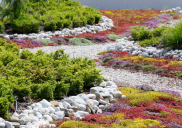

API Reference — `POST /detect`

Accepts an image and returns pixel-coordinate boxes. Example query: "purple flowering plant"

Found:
[165,123,182,128]
[30,40,42,45]
[112,60,129,67]
[13,39,27,43]
[136,84,154,91]
[161,89,181,97]
[52,38,66,45]
[104,103,131,112]
[93,36,108,42]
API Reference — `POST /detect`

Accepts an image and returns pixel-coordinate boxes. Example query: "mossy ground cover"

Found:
[50,85,182,128]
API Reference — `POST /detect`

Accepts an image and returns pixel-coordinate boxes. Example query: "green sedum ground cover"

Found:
[0,38,103,118]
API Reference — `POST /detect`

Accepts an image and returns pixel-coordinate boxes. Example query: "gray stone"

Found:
[85,107,92,114]
[77,94,89,101]
[58,102,64,108]
[99,105,105,110]
[55,111,65,120]
[60,108,73,117]
[48,106,55,113]
[99,100,107,105]
[69,106,78,112]
[9,117,19,122]
[34,112,42,119]
[96,109,102,114]
[75,99,86,105]
[51,114,59,121]
[62,101,71,109]
[43,115,53,122]
[113,91,122,99]
[106,81,117,88]
[10,122,20,128]
[0,123,5,128]
[73,112,82,120]
[122,95,126,99]
[3,35,9,39]
[54,107,60,112]
[39,99,51,108]
[87,94,96,99]
[42,108,50,115]
[19,116,31,125]
[76,111,89,117]
[95,93,100,101]
[100,93,112,100]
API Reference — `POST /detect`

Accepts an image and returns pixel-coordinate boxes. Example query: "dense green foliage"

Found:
[0,38,103,118]
[162,20,182,49]
[130,26,152,41]
[11,14,40,33]
[138,37,162,47]
[0,22,5,33]
[6,0,101,33]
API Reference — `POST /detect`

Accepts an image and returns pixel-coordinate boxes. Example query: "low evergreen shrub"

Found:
[130,26,152,41]
[0,39,103,117]
[106,34,124,40]
[0,22,5,33]
[138,37,162,47]
[142,65,155,70]
[11,14,40,33]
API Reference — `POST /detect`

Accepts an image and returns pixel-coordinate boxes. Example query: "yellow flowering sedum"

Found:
[118,87,181,106]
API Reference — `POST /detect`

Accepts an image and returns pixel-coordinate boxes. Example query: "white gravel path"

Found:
[20,41,182,97]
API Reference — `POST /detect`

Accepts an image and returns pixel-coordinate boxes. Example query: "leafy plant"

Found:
[138,37,162,47]
[152,26,168,37]
[130,26,152,41]
[11,14,40,33]
[0,22,5,33]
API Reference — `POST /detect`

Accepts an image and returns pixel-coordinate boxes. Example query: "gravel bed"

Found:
[20,41,182,97]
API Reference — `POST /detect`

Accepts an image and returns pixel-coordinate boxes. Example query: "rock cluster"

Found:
[0,16,114,40]
[3,78,125,128]
[107,38,182,60]
[160,6,182,13]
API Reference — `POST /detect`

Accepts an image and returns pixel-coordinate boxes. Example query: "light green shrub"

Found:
[11,14,40,33]
[152,26,168,37]
[138,37,162,47]
[130,26,152,41]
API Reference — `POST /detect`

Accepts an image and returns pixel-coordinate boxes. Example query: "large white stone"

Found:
[43,115,53,122]
[39,99,51,108]
[76,111,89,117]
[55,111,65,120]
[77,94,89,101]
[62,101,71,109]
[87,94,96,99]
[48,106,55,113]
[75,99,86,105]
[113,91,122,99]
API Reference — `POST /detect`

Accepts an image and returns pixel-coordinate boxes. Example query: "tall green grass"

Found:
[162,20,182,49]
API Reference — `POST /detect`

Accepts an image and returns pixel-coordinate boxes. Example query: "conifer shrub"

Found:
[0,39,103,117]
[130,26,152,41]
[0,22,5,33]
[9,0,101,32]
[11,14,40,33]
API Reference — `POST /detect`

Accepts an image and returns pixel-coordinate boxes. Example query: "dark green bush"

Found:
[11,14,40,33]
[130,26,152,41]
[0,22,5,33]
[44,21,57,31]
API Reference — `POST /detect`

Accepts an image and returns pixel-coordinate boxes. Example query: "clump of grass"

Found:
[162,20,182,49]
[69,38,94,46]
[142,65,155,70]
